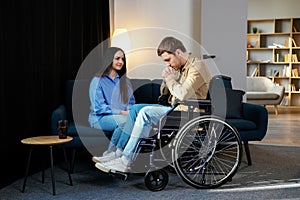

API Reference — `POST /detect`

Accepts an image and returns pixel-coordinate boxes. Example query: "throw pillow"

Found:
[225,89,245,119]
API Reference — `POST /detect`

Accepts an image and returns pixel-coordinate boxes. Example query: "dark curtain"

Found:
[0,0,110,188]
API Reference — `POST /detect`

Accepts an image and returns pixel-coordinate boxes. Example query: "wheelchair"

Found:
[110,75,243,191]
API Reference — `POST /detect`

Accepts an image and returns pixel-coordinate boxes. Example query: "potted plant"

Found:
[252,27,258,34]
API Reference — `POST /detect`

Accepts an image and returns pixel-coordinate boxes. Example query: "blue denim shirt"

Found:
[88,75,135,125]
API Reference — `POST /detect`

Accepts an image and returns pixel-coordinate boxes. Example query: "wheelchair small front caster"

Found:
[144,169,168,191]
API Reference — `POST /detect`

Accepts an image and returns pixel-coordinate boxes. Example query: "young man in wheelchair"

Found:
[95,36,212,173]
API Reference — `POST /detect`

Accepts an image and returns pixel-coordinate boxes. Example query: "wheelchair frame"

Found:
[107,75,243,191]
[110,99,243,191]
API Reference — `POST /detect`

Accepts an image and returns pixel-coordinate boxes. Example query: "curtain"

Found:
[0,0,110,188]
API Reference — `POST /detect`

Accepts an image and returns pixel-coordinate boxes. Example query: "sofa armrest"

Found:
[242,102,268,137]
[51,104,67,134]
[267,85,285,96]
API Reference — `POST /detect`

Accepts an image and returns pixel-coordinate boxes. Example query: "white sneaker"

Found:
[102,150,111,156]
[95,157,131,173]
[92,151,117,163]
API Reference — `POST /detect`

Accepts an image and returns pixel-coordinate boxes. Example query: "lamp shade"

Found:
[111,28,131,53]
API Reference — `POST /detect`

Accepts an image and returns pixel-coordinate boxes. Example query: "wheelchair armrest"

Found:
[158,99,211,133]
[174,99,211,112]
[175,99,211,106]
[51,104,67,134]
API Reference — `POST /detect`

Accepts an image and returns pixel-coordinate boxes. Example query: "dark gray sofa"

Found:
[51,77,268,168]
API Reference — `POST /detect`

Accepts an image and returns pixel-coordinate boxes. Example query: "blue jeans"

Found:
[108,104,151,152]
[91,114,128,132]
[122,105,171,160]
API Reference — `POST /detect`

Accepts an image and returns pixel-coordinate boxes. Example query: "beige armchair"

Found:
[246,77,285,116]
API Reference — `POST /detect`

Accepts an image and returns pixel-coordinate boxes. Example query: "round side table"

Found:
[21,135,73,195]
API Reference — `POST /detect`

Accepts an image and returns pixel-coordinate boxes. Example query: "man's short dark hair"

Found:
[157,36,187,56]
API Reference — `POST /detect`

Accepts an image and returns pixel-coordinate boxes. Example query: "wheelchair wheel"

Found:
[144,169,169,191]
[172,116,242,189]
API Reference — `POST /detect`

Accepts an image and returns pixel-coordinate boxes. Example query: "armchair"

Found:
[210,75,269,166]
[246,76,285,115]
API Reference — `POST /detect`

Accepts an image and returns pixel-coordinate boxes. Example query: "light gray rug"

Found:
[0,144,299,200]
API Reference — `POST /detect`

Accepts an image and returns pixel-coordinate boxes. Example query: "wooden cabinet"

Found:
[247,17,300,107]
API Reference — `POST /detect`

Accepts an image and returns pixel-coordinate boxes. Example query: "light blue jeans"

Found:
[91,114,128,133]
[122,105,172,161]
[108,104,153,152]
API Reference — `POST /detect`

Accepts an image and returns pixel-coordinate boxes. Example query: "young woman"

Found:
[88,47,135,155]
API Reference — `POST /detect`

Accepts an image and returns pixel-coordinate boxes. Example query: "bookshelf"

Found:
[247,17,300,107]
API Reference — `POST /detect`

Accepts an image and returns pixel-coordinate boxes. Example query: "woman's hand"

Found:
[120,110,129,116]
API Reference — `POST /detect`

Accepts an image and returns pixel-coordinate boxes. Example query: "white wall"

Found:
[81,0,300,104]
[113,0,201,38]
[201,0,247,91]
[111,0,202,79]
[110,0,247,87]
[248,0,300,19]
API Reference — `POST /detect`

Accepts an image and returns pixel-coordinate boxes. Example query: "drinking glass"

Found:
[57,120,68,139]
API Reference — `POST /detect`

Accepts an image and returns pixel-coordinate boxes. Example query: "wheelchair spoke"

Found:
[172,116,242,189]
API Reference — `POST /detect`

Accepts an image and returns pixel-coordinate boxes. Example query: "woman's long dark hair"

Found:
[96,47,129,103]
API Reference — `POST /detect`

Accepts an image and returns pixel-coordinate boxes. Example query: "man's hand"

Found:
[162,67,180,82]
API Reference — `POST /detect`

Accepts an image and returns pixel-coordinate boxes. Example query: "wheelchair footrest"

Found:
[108,170,128,180]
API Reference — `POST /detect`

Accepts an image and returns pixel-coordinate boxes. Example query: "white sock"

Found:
[116,148,123,157]
[121,156,131,166]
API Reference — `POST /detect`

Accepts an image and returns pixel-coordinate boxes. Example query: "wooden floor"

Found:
[252,106,300,147]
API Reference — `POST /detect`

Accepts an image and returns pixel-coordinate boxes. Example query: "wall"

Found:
[248,0,300,19]
[111,0,247,93]
[201,0,247,91]
[110,0,202,79]
[111,0,300,90]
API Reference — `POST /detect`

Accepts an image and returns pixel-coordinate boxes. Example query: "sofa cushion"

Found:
[152,79,163,103]
[226,118,257,131]
[247,92,279,100]
[247,77,271,92]
[131,79,155,104]
[67,122,112,138]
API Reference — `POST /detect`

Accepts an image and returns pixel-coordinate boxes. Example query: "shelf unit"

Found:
[247,17,300,107]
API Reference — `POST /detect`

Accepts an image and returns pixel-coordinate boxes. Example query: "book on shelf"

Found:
[292,38,297,47]
[292,68,299,77]
[285,37,297,47]
[292,54,298,62]
[286,65,291,77]
[283,65,287,77]
[280,95,289,106]
[273,69,280,77]
[286,38,292,47]
[272,43,286,48]
[250,67,259,77]
[267,69,273,77]
[293,26,298,32]
[285,54,291,62]
[254,41,259,48]
[291,84,296,91]
[260,60,271,63]
[279,69,283,77]
[274,65,291,77]
[278,68,288,77]
[285,39,289,47]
